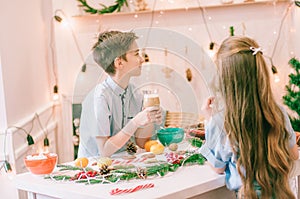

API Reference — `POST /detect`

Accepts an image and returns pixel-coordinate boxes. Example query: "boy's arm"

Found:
[96,106,161,157]
[135,123,154,149]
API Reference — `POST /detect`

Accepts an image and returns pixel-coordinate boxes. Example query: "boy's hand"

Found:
[133,106,161,127]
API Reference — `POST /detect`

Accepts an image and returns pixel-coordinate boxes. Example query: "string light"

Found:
[54,15,62,23]
[4,160,12,173]
[52,85,59,101]
[197,1,216,52]
[267,57,280,83]
[26,134,35,145]
[0,106,56,174]
[267,2,293,82]
[43,137,50,153]
[54,10,85,69]
[209,42,215,50]
[207,42,216,58]
[272,65,280,83]
[50,11,60,102]
[52,9,86,105]
[1,129,13,173]
[54,10,69,27]
[0,160,12,173]
[35,113,51,152]
[10,126,34,146]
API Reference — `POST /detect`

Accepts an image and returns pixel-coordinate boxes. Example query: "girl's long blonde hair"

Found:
[216,36,295,199]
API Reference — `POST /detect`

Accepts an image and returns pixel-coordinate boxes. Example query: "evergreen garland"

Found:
[77,0,128,14]
[45,152,206,185]
[283,57,300,131]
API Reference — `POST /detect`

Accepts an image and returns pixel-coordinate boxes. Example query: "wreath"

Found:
[77,0,128,14]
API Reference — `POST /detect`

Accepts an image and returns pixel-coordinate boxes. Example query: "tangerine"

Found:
[144,140,158,152]
[74,157,89,168]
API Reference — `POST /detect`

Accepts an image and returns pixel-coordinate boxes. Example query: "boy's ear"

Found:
[114,57,123,69]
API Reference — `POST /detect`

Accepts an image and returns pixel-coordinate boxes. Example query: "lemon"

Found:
[74,157,89,168]
[97,157,112,168]
[150,143,165,155]
[144,140,159,152]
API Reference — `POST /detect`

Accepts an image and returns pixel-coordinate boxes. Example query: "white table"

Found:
[14,149,300,199]
[14,162,232,199]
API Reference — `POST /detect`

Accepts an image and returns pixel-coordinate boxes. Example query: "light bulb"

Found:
[207,50,215,58]
[52,85,59,101]
[4,161,12,173]
[52,93,59,101]
[274,74,280,83]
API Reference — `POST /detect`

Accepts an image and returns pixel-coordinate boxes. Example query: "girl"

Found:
[200,36,299,198]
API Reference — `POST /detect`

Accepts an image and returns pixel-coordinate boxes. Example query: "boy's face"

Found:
[121,41,145,77]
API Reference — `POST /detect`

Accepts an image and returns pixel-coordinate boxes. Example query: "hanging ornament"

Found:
[162,67,173,79]
[186,68,192,82]
[142,49,150,62]
[162,48,173,79]
[134,0,149,11]
[184,47,192,82]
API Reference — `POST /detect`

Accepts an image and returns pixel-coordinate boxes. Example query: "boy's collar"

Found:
[106,76,127,96]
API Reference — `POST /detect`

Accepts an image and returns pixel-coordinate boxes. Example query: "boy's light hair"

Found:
[92,30,138,75]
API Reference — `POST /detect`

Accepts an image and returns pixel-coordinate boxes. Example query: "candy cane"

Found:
[109,183,155,195]
[112,158,147,165]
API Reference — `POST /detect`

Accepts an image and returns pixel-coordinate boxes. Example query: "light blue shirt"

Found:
[78,76,143,158]
[199,107,296,191]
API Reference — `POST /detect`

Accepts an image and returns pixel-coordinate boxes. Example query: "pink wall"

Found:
[53,1,299,105]
[0,1,55,197]
[0,1,298,198]
[52,0,300,162]
[0,0,54,125]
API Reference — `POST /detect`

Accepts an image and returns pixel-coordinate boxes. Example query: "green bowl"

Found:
[157,127,184,146]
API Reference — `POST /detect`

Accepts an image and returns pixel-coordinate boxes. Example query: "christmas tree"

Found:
[283,58,300,132]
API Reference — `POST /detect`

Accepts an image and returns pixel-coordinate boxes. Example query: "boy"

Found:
[78,30,162,158]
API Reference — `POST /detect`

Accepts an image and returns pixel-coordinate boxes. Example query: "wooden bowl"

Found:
[24,153,57,175]
[188,129,205,140]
